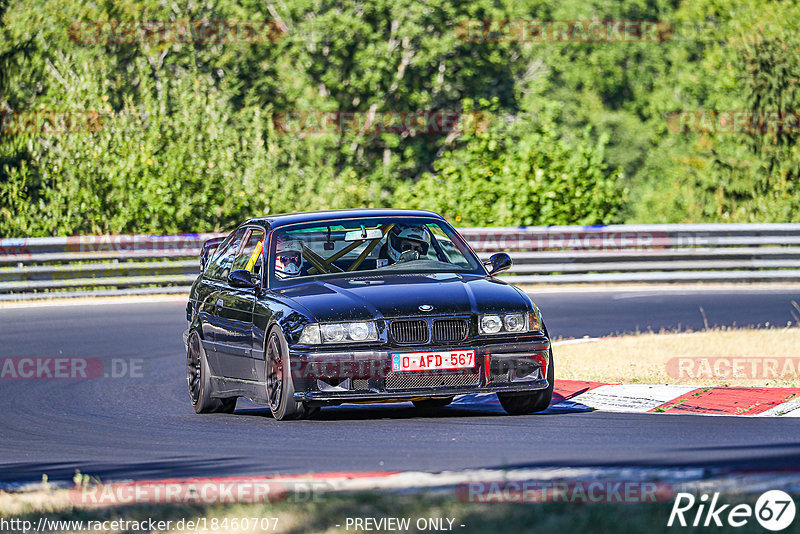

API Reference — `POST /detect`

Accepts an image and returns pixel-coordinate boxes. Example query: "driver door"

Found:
[214,227,265,381]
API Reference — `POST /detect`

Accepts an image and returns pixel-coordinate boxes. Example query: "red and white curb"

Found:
[554,380,800,416]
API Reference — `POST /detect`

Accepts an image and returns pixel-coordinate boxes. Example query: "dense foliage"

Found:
[0,0,798,236]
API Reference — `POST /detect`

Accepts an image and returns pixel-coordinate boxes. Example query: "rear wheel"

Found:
[187,330,237,414]
[266,327,317,420]
[412,397,454,409]
[497,347,554,416]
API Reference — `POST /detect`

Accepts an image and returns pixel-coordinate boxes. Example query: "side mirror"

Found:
[228,269,258,289]
[486,252,512,276]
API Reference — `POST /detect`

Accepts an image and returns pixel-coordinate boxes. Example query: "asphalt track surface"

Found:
[1,288,799,484]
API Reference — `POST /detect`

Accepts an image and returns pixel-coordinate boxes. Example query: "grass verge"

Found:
[555,327,800,386]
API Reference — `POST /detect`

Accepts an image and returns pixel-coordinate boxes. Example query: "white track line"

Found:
[759,399,800,417]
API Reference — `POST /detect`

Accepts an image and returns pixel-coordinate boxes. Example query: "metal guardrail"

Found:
[0,224,798,299]
[459,223,800,284]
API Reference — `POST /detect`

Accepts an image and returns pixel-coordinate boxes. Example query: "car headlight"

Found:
[298,322,378,344]
[479,312,541,335]
[321,323,345,342]
[504,313,526,332]
[480,315,503,334]
[298,324,321,344]
[347,322,372,341]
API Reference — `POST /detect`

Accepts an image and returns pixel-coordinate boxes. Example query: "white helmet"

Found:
[387,225,430,262]
[275,240,303,276]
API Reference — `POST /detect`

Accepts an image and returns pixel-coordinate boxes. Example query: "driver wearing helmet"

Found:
[275,239,303,277]
[379,225,431,265]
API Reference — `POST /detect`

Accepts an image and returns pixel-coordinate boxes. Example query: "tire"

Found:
[412,397,454,409]
[497,347,554,416]
[186,330,237,414]
[266,327,317,420]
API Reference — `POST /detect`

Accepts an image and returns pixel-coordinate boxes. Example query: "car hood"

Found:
[275,273,532,322]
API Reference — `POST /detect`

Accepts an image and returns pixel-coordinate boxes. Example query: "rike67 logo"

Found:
[668,490,796,531]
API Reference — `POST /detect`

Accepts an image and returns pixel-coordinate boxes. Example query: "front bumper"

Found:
[288,337,550,406]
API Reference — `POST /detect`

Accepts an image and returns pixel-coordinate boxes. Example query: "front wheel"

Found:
[266,327,317,420]
[497,347,554,416]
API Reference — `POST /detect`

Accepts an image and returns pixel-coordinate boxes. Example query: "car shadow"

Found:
[234,393,593,421]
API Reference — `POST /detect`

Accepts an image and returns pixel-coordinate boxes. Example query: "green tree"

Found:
[395,99,624,226]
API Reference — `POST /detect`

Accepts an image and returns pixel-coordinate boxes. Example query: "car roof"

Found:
[244,209,446,229]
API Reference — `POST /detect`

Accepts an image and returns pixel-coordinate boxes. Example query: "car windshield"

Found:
[268,216,484,284]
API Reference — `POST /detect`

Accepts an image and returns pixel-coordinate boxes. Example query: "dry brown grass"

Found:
[0,489,73,516]
[554,327,800,386]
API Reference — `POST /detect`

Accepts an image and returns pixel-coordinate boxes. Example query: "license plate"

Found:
[391,350,476,372]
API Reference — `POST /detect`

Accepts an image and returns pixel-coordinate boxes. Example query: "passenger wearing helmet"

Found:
[275,240,303,277]
[380,225,431,265]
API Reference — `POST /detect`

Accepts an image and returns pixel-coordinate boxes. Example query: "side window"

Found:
[206,228,247,281]
[231,228,265,277]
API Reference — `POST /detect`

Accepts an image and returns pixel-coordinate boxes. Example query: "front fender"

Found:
[253,294,315,359]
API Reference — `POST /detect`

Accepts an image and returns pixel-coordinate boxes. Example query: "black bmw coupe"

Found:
[185,209,553,420]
